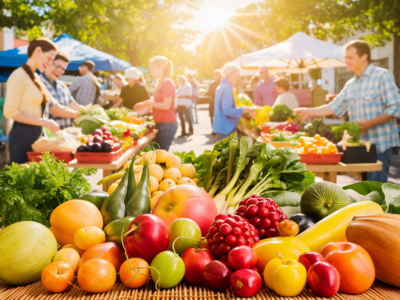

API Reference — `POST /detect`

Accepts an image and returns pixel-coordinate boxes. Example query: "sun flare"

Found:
[204,9,233,30]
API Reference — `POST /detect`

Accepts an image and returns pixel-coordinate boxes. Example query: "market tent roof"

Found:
[0,33,131,72]
[236,32,346,73]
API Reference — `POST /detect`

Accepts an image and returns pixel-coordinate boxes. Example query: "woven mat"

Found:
[1,280,399,300]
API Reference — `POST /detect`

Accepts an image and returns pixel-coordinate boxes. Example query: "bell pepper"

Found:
[264,253,307,296]
[320,242,375,294]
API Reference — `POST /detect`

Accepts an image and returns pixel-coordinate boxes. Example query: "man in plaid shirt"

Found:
[40,52,79,129]
[68,60,99,106]
[295,40,400,183]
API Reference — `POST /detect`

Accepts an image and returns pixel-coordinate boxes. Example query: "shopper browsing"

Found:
[176,75,193,137]
[134,56,177,151]
[294,40,400,183]
[273,77,299,110]
[40,52,79,129]
[253,65,277,107]
[213,62,256,141]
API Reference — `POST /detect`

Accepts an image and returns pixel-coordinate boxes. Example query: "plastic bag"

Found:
[32,131,81,153]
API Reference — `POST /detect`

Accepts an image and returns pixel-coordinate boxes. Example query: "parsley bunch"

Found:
[0,153,96,227]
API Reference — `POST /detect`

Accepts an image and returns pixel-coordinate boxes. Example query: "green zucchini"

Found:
[126,161,151,217]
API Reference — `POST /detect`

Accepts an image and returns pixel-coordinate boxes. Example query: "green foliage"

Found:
[270,104,293,122]
[333,122,361,144]
[302,118,335,141]
[0,153,96,227]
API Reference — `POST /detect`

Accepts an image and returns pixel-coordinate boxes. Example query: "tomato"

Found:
[181,248,214,285]
[321,242,375,294]
[119,258,149,288]
[78,242,124,272]
[78,259,116,293]
[41,261,74,293]
[227,246,257,271]
[74,226,106,250]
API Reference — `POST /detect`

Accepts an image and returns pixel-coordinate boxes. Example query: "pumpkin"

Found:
[49,200,103,245]
[346,213,400,288]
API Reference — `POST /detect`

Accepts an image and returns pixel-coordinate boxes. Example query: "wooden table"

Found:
[67,131,156,191]
[306,161,383,183]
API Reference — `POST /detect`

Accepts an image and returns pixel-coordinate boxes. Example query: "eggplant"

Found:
[101,141,112,153]
[77,145,88,152]
[289,213,316,234]
[89,142,102,152]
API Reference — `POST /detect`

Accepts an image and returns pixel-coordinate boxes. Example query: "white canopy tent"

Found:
[235,32,347,77]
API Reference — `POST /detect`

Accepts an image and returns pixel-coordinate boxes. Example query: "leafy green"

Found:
[343,181,400,214]
[302,118,334,141]
[268,191,301,207]
[332,121,361,144]
[0,153,97,227]
[270,104,293,122]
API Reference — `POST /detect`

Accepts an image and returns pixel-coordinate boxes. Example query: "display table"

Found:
[1,280,398,300]
[306,161,383,183]
[67,131,156,191]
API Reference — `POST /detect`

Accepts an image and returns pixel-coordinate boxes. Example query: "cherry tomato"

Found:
[119,258,149,288]
[41,261,74,293]
[78,259,116,293]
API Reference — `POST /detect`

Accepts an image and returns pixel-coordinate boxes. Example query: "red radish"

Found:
[202,260,232,291]
[227,246,257,270]
[181,248,214,285]
[125,214,169,264]
[230,269,262,297]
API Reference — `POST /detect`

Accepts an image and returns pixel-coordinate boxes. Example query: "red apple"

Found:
[181,248,215,285]
[227,246,258,270]
[152,185,218,237]
[299,252,325,271]
[308,261,340,297]
[230,269,262,297]
[203,260,232,290]
[125,214,170,264]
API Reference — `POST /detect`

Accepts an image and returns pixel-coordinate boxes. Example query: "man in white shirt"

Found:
[273,77,299,110]
[176,75,193,137]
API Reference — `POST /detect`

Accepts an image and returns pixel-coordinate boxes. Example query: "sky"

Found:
[183,0,259,50]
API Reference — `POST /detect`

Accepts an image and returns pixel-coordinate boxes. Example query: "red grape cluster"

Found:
[206,214,259,259]
[235,195,287,239]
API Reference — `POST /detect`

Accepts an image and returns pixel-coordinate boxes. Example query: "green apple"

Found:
[168,218,201,255]
[150,251,185,289]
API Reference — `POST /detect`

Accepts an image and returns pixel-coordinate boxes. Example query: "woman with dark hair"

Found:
[4,37,77,164]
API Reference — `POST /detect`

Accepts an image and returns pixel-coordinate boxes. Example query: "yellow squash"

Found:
[297,201,383,252]
[346,213,400,288]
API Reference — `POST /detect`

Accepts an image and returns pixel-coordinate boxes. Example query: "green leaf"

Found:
[343,181,383,196]
[361,191,387,211]
[269,191,301,207]
[388,197,400,214]
[280,206,301,218]
[382,183,400,213]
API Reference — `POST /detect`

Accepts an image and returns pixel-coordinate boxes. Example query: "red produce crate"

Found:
[27,152,74,163]
[300,153,343,164]
[75,148,123,163]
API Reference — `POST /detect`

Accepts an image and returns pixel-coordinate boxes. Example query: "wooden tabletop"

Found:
[66,131,156,170]
[305,161,383,172]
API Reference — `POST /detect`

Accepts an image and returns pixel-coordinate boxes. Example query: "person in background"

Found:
[295,40,400,183]
[187,74,199,124]
[134,56,177,151]
[112,73,127,90]
[40,52,80,130]
[213,62,257,141]
[4,38,73,164]
[254,65,277,106]
[138,71,147,85]
[176,75,193,137]
[273,77,299,110]
[112,67,150,109]
[69,60,100,106]
[250,75,260,90]
[205,69,221,129]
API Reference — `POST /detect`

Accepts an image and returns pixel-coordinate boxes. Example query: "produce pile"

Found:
[1,142,400,298]
[234,92,272,129]
[294,134,339,155]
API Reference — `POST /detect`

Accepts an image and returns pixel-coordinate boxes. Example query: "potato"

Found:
[165,154,181,169]
[164,168,182,184]
[149,176,159,193]
[159,179,176,191]
[156,149,170,163]
[179,164,196,179]
[177,177,197,186]
[149,164,164,182]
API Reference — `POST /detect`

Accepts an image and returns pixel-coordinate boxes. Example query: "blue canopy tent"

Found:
[0,33,147,81]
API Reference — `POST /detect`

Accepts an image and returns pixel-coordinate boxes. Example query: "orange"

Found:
[314,134,321,141]
[303,141,313,150]
[316,149,323,154]
[298,136,305,144]
[321,147,330,154]
[78,242,125,272]
[78,259,116,293]
[41,261,74,293]
[308,147,316,154]
[119,258,149,288]
[74,226,106,250]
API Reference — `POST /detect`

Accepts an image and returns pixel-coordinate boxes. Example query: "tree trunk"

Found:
[394,32,400,88]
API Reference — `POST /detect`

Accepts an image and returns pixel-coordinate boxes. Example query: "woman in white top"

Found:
[273,77,299,110]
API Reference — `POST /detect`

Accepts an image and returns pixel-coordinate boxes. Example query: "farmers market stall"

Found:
[0,133,399,300]
[1,279,399,300]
